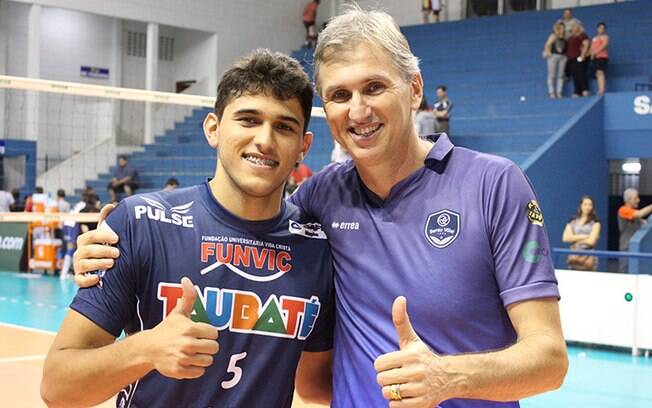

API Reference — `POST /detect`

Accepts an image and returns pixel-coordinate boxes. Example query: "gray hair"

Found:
[623,188,638,202]
[313,4,420,94]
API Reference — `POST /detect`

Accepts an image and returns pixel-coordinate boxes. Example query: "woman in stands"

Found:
[590,22,609,95]
[563,196,601,271]
[542,22,567,98]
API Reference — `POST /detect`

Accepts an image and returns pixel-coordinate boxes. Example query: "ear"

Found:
[299,131,314,162]
[409,73,424,112]
[203,112,220,148]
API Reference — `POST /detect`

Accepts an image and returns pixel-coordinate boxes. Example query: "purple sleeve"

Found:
[486,163,560,307]
[69,202,139,337]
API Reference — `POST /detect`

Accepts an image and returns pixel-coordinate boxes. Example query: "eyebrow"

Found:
[323,75,389,96]
[233,109,301,127]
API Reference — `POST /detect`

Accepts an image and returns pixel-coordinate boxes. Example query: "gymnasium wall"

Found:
[524,98,609,251]
[604,92,652,160]
[5,0,334,79]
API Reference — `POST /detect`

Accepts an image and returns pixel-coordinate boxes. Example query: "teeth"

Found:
[352,125,380,136]
[244,155,277,167]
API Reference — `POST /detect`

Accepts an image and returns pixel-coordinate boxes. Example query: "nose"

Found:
[253,122,274,153]
[348,92,372,123]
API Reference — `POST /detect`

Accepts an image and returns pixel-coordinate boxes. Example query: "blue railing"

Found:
[552,248,652,274]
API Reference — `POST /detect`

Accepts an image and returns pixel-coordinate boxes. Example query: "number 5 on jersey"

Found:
[221,352,247,389]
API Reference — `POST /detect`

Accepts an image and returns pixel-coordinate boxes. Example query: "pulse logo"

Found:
[134,197,194,228]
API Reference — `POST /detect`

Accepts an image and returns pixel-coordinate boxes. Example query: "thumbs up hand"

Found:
[374,297,449,407]
[145,277,219,379]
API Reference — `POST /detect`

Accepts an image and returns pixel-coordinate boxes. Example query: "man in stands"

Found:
[107,155,138,202]
[162,177,179,192]
[434,85,453,135]
[302,0,320,48]
[56,189,71,213]
[558,8,582,39]
[0,188,14,212]
[618,188,652,272]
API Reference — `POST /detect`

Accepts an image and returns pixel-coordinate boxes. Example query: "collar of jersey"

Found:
[199,182,288,233]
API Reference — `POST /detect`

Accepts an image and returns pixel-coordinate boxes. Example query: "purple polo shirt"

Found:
[289,134,559,407]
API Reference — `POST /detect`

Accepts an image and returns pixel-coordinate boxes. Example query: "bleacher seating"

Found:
[77,1,651,204]
[294,0,651,165]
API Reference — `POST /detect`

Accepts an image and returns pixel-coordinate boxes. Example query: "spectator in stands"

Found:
[618,188,652,272]
[558,8,581,39]
[9,189,23,212]
[286,161,313,196]
[56,189,71,213]
[61,188,100,279]
[414,96,437,136]
[421,0,441,24]
[566,23,590,97]
[543,22,568,99]
[0,189,14,212]
[107,155,138,203]
[330,141,351,163]
[24,186,44,212]
[590,22,609,95]
[563,196,600,271]
[302,0,320,48]
[163,178,179,192]
[433,85,453,135]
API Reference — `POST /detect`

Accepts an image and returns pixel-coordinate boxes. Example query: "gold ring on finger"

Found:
[389,383,402,401]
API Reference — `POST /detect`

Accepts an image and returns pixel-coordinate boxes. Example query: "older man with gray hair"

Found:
[72,5,568,407]
[618,188,652,272]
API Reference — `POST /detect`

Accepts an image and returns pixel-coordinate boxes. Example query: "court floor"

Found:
[1,272,651,407]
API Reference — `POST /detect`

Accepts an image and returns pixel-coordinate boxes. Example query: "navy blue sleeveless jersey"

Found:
[70,182,334,408]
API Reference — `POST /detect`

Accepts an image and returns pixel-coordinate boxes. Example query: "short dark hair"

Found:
[597,22,607,29]
[34,186,44,194]
[165,178,179,186]
[214,49,313,132]
[57,189,65,198]
[436,85,447,92]
[118,154,128,161]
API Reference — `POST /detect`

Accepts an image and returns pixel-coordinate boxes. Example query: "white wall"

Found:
[8,0,324,79]
[2,1,30,77]
[40,7,115,84]
[172,28,216,96]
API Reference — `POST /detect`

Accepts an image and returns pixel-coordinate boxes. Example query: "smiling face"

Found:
[318,42,422,168]
[204,93,312,201]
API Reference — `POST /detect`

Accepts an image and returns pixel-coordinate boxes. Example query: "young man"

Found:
[74,7,568,408]
[41,50,334,408]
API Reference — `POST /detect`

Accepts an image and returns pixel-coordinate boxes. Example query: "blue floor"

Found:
[1,272,651,406]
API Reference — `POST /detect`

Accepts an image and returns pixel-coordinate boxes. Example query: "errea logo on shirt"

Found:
[134,197,194,228]
[331,221,360,230]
